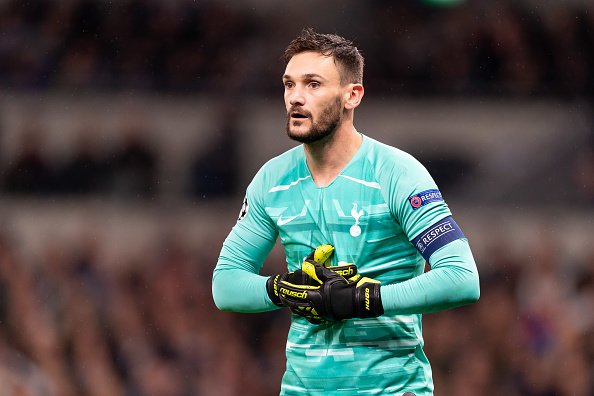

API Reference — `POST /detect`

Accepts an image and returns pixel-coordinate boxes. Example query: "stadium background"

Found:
[1,0,593,395]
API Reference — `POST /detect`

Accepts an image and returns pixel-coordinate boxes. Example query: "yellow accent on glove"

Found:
[313,244,334,266]
[302,260,322,284]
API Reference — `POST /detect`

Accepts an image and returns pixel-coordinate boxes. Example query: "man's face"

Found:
[283,52,345,144]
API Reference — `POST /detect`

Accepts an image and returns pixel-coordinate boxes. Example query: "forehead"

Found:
[284,51,340,81]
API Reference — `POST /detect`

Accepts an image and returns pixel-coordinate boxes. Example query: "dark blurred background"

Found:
[1,0,593,395]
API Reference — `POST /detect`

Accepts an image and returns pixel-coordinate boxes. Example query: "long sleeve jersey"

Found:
[212,134,479,395]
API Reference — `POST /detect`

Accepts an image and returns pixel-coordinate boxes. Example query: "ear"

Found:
[343,83,364,110]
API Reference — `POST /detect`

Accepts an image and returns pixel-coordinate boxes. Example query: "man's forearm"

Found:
[212,214,278,313]
[380,239,480,315]
[212,266,279,312]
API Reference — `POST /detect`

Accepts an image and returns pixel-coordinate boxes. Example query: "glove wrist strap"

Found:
[356,282,383,318]
[266,275,283,306]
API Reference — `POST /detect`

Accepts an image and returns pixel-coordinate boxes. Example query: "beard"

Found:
[286,97,343,144]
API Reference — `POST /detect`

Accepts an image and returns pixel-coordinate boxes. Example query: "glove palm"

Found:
[266,244,358,316]
[279,261,383,322]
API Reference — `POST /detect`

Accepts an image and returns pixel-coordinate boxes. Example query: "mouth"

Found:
[289,109,310,120]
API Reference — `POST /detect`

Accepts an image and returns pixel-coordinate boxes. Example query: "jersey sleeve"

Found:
[380,238,480,314]
[378,150,480,314]
[212,169,280,313]
[386,153,452,241]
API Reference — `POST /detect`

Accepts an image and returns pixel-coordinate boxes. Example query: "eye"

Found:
[309,81,320,89]
[284,81,294,89]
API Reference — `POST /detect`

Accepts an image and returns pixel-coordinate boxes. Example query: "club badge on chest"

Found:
[350,202,364,237]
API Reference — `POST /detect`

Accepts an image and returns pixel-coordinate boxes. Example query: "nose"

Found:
[287,87,305,107]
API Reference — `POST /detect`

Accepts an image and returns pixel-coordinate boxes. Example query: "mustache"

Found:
[287,106,312,118]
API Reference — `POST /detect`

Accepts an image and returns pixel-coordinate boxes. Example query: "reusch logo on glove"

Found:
[333,266,355,277]
[280,287,308,299]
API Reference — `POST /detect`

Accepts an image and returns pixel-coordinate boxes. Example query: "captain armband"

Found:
[412,216,465,261]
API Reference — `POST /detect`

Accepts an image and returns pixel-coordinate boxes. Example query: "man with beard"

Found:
[212,28,480,396]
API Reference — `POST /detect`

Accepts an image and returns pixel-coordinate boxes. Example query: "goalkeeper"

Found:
[212,28,479,396]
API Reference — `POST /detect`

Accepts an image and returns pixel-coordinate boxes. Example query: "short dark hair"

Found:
[283,28,364,85]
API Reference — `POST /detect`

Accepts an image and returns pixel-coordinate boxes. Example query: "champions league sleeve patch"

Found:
[412,216,464,261]
[237,196,249,221]
[408,189,443,210]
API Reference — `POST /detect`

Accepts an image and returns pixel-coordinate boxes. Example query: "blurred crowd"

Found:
[1,0,594,395]
[0,117,240,200]
[0,228,287,396]
[426,236,594,396]
[4,118,594,205]
[0,226,593,396]
[2,124,159,198]
[0,0,593,97]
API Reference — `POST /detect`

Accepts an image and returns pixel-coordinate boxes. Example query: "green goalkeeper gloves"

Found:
[279,260,383,323]
[265,244,358,309]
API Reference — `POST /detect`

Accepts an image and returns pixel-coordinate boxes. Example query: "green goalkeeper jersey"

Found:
[213,134,479,395]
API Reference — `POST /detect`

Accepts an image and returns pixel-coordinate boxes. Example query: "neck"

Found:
[304,122,362,187]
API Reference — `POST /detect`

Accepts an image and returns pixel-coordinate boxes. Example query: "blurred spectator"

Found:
[3,125,54,194]
[106,123,158,199]
[411,149,474,191]
[56,126,108,195]
[188,105,240,199]
[572,146,594,204]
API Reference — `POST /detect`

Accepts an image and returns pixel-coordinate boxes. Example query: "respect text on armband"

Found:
[408,189,443,210]
[412,216,464,261]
